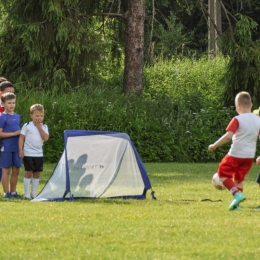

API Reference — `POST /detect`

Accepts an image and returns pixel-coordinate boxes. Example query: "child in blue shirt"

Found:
[0,92,21,198]
[0,80,15,181]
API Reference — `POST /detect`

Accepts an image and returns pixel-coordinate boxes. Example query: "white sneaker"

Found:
[30,192,36,199]
[24,194,31,200]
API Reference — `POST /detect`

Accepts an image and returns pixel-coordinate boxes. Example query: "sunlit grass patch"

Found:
[0,162,260,259]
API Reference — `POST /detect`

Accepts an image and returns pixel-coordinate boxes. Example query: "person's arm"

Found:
[35,122,49,141]
[208,117,238,152]
[0,128,20,138]
[208,131,234,151]
[19,134,25,158]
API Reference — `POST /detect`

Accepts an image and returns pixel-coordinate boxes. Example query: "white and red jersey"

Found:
[226,113,260,158]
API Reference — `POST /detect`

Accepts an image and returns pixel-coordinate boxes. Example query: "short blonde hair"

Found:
[30,104,44,114]
[235,91,252,108]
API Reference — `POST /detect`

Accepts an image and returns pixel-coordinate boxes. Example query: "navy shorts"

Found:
[23,156,44,172]
[0,151,22,168]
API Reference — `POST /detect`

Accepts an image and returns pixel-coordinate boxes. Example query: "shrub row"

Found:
[15,56,260,163]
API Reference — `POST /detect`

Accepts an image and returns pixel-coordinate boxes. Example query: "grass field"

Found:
[0,162,260,260]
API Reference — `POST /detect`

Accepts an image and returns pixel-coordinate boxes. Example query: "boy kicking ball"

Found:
[19,104,49,199]
[208,91,260,210]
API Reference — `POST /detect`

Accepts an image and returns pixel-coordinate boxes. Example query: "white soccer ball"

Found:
[212,173,225,190]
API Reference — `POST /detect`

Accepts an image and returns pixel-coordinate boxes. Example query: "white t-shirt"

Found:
[20,121,49,157]
[226,113,260,158]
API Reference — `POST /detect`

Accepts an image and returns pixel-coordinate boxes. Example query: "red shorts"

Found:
[218,154,253,183]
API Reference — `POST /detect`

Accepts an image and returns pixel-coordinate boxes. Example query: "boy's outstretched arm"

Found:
[208,131,234,151]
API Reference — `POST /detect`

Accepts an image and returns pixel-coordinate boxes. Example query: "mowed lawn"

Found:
[0,162,260,260]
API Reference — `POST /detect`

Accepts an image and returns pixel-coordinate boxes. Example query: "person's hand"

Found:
[14,130,20,136]
[34,119,42,129]
[19,150,24,158]
[256,156,260,165]
[208,144,216,152]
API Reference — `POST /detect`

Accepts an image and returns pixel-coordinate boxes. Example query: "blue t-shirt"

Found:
[0,113,21,152]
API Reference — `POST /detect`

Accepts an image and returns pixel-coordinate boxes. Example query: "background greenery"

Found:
[1,3,260,259]
[1,1,260,164]
[0,162,260,259]
[1,1,260,93]
[15,55,245,164]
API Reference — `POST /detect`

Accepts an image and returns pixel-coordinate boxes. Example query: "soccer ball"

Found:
[212,173,225,190]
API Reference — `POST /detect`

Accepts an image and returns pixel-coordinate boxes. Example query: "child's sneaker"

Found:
[234,205,240,211]
[3,192,12,198]
[30,192,36,199]
[11,192,21,198]
[229,192,246,211]
[23,194,31,200]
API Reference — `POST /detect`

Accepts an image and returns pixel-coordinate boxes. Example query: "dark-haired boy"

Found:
[0,81,15,181]
[0,92,21,198]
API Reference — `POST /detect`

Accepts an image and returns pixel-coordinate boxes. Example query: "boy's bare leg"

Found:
[33,172,40,179]
[25,170,33,179]
[10,166,20,192]
[234,180,243,190]
[2,168,10,193]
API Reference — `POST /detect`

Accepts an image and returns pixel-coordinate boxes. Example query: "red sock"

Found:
[237,187,243,192]
[223,178,239,195]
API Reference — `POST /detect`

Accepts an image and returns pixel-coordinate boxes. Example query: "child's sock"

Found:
[23,177,31,195]
[223,178,239,195]
[31,178,39,198]
[237,187,243,192]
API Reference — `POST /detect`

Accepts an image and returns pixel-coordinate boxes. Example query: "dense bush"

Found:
[144,56,227,107]
[15,56,260,163]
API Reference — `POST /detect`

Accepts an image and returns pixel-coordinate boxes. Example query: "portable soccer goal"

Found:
[32,130,155,201]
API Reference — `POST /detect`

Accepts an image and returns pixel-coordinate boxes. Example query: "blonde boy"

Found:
[208,91,260,210]
[19,104,49,199]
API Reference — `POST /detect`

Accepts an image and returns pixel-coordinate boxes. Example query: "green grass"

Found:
[0,163,260,259]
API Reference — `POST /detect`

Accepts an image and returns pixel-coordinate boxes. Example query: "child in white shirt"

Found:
[19,104,49,199]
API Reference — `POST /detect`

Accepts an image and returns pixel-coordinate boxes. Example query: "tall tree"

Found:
[0,0,105,91]
[0,0,146,95]
[123,0,145,95]
[221,14,260,107]
[208,0,222,56]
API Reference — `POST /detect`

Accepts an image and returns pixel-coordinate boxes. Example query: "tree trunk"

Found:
[123,0,145,95]
[208,0,222,56]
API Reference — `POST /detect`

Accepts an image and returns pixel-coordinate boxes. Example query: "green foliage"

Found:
[15,55,245,164]
[0,0,124,91]
[143,0,260,60]
[144,0,207,59]
[222,15,260,106]
[152,12,192,57]
[144,55,227,107]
